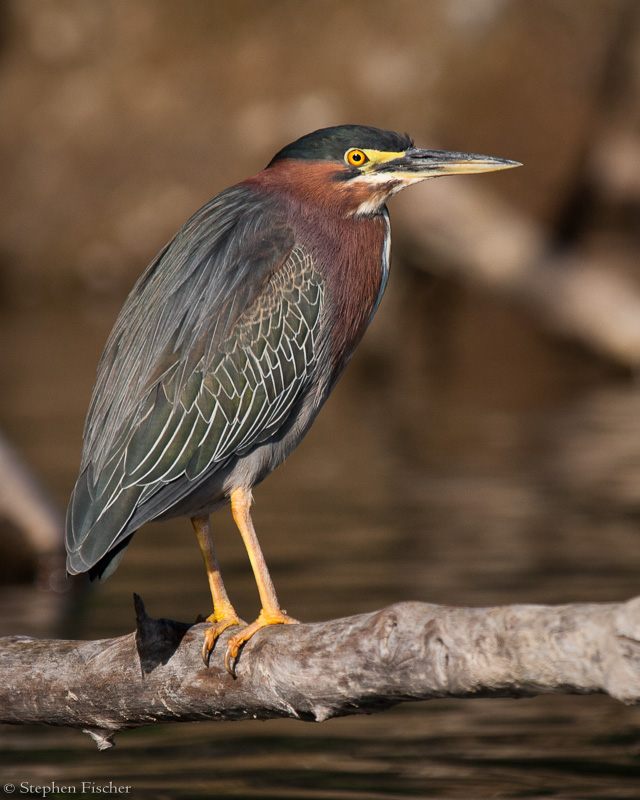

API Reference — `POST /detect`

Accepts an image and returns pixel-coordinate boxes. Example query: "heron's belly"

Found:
[155,376,327,520]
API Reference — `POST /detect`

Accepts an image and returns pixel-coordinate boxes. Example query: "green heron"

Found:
[66,125,518,674]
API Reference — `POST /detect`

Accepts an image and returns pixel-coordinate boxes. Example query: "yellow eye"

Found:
[345,148,369,167]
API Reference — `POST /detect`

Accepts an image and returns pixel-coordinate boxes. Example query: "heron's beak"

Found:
[375,148,521,179]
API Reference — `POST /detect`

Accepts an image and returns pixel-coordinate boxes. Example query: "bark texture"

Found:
[1,595,639,750]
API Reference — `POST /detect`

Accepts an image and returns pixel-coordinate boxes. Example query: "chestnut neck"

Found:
[244,159,390,371]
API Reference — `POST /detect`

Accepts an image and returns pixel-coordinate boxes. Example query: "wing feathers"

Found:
[66,189,325,580]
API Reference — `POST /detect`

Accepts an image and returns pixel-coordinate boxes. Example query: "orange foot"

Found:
[199,608,245,667]
[225,607,299,676]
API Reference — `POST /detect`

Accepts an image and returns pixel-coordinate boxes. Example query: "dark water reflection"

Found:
[1,294,640,798]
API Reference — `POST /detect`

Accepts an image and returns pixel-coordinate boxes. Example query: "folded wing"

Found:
[66,185,325,579]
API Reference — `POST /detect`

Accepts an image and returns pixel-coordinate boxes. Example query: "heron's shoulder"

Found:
[80,181,297,473]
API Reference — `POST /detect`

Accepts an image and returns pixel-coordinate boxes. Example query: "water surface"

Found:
[1,299,639,798]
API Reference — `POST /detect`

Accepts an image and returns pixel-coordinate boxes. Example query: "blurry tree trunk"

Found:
[395,180,640,367]
[0,433,64,583]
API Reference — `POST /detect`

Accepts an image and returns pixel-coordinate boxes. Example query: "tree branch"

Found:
[1,594,639,750]
[394,180,640,367]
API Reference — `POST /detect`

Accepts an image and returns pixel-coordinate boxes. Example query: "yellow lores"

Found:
[345,148,406,170]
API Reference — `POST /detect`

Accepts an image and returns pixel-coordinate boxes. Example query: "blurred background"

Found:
[2,1,640,797]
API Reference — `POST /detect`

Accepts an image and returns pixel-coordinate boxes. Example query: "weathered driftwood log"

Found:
[1,594,639,750]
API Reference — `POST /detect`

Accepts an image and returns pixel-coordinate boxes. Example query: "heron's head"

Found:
[264,124,520,217]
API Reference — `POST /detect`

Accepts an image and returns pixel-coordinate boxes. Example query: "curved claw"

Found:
[224,647,238,677]
[200,613,245,667]
[224,608,299,676]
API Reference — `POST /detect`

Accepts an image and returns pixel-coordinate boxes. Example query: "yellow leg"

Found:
[192,515,243,666]
[224,487,298,675]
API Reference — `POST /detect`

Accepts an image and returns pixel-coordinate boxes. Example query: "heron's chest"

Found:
[327,211,389,366]
[301,210,390,366]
